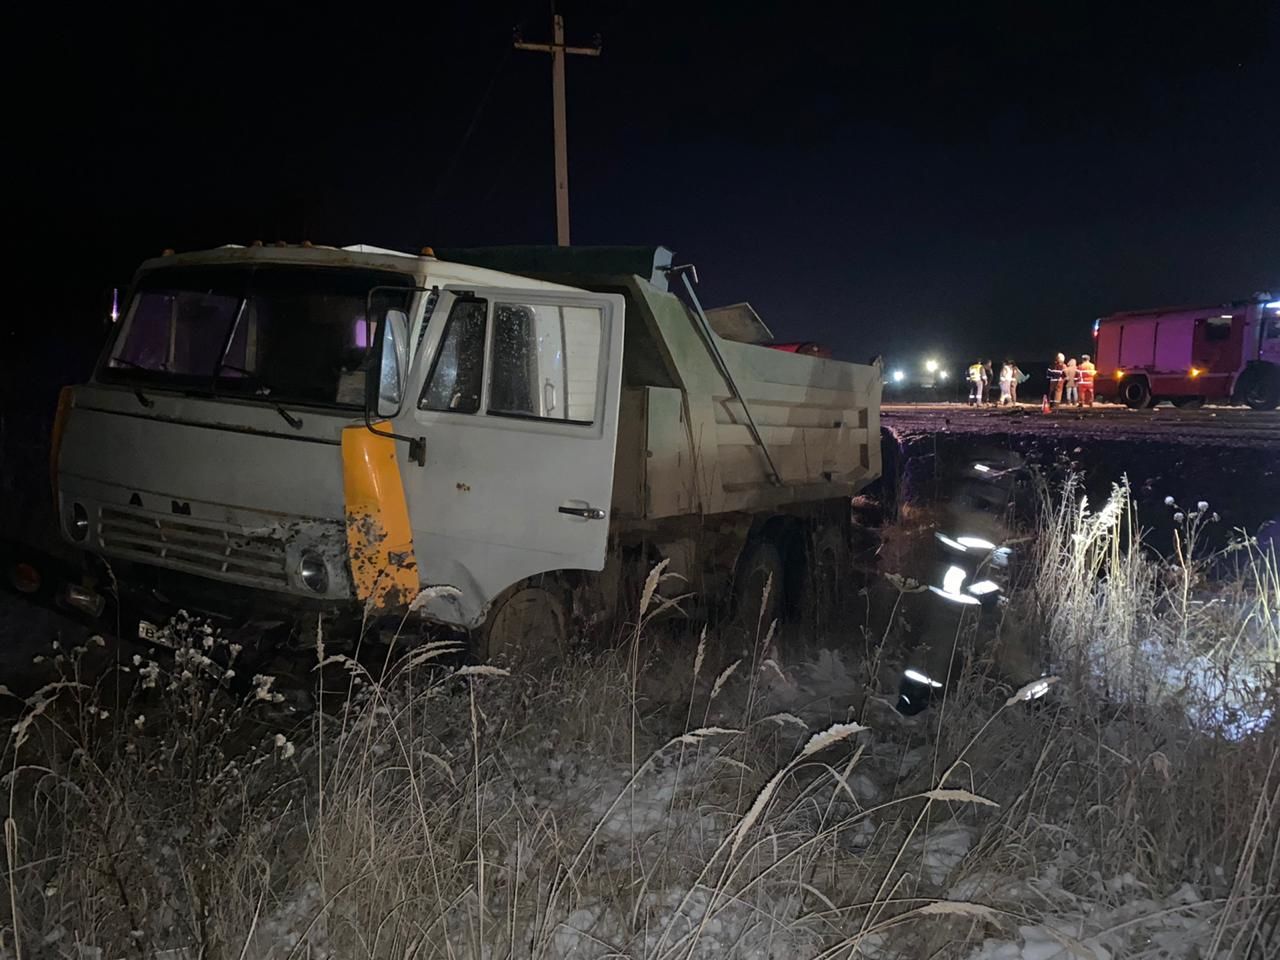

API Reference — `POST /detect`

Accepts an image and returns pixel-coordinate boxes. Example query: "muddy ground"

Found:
[883,403,1280,557]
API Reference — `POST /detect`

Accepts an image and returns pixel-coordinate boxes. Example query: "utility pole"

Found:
[514,8,600,246]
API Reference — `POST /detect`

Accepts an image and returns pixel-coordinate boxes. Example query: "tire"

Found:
[734,539,785,635]
[1121,378,1152,409]
[1172,396,1205,410]
[474,583,567,668]
[1238,367,1280,411]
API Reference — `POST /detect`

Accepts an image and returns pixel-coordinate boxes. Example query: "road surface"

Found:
[882,402,1280,446]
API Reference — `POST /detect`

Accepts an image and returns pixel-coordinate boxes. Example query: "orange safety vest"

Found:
[1078,361,1096,386]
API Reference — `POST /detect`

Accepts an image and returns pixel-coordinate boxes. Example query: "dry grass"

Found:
[2,477,1279,959]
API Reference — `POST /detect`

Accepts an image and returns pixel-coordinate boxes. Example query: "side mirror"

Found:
[363,287,427,467]
[375,308,410,417]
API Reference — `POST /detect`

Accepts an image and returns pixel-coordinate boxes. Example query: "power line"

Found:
[425,42,514,218]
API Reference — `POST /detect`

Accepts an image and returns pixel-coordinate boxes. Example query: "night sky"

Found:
[8,0,1278,386]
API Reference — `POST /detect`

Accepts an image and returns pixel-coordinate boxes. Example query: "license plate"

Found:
[137,619,169,646]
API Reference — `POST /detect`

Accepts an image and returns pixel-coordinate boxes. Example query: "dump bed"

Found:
[611,278,881,520]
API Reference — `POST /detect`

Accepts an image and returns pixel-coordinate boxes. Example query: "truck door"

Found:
[392,287,625,627]
[1191,313,1243,397]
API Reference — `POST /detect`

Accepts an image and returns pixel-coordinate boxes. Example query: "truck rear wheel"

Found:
[1121,378,1152,409]
[474,583,567,668]
[1238,367,1280,411]
[734,539,785,636]
[798,527,849,626]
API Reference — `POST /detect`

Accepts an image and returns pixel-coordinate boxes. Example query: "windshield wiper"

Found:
[107,356,156,408]
[215,363,304,430]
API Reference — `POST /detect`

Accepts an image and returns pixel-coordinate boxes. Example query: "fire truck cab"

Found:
[1093,296,1280,410]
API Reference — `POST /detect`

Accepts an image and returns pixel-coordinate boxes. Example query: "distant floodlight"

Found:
[904,668,943,689]
[925,359,939,373]
[967,579,1001,596]
[892,369,905,382]
[956,536,997,551]
[939,370,949,380]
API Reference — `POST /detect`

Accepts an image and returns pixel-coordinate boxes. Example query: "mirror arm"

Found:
[363,408,427,467]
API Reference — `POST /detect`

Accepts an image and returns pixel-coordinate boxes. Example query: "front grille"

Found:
[98,506,290,588]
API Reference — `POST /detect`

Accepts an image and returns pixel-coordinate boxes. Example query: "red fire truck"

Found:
[1093,295,1280,410]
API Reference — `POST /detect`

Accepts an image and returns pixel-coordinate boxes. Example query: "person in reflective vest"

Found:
[1047,354,1065,407]
[967,360,985,406]
[1077,354,1096,407]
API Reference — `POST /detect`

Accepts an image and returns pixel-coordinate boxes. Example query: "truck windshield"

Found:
[104,265,413,408]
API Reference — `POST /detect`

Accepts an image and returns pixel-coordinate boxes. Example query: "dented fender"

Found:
[341,424,420,611]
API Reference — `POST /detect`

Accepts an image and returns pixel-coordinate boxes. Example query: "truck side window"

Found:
[419,298,487,414]
[488,301,603,424]
[1205,317,1233,342]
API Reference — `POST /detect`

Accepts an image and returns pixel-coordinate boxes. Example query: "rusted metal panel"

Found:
[341,424,419,611]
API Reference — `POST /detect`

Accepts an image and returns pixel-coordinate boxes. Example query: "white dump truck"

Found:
[52,243,882,656]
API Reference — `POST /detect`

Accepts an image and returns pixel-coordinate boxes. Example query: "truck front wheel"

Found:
[1121,378,1152,409]
[1238,367,1280,411]
[474,583,567,668]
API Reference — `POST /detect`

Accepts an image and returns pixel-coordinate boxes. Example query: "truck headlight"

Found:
[298,553,329,594]
[69,502,89,542]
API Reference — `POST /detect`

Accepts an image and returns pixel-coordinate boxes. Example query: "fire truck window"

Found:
[1205,318,1232,342]
[419,299,487,414]
[1265,316,1280,340]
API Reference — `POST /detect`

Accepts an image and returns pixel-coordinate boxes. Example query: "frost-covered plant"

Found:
[3,611,301,956]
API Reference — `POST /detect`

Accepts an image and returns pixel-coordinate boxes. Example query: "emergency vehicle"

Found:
[1093,295,1280,410]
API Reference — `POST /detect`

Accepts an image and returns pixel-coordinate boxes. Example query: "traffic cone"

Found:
[1041,395,1051,414]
